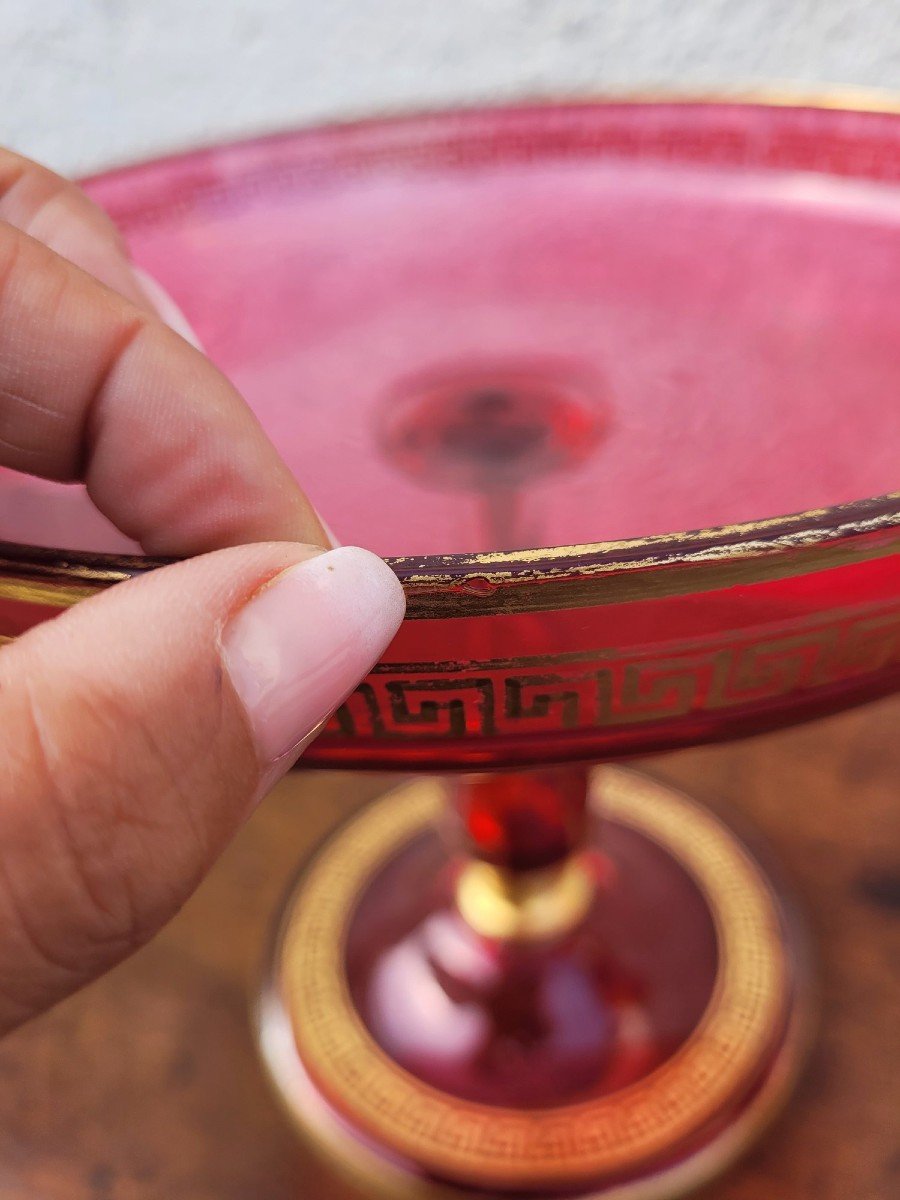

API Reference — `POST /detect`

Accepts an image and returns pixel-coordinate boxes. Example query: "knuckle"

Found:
[0,148,116,249]
[0,151,67,231]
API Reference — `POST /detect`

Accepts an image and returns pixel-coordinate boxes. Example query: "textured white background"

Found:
[3,0,900,178]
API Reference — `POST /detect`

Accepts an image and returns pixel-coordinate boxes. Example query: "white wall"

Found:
[3,0,900,177]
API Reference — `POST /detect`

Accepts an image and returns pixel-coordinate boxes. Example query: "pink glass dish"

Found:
[0,99,897,772]
[0,98,897,1199]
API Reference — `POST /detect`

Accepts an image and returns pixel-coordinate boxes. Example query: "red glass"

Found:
[344,820,717,1107]
[0,99,897,1195]
[0,100,896,771]
[455,768,590,869]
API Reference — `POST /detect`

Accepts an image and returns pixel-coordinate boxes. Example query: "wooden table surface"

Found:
[0,696,896,1200]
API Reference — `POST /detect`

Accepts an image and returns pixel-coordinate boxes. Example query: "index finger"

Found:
[0,220,327,555]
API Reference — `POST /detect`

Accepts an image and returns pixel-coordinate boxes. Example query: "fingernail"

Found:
[132,266,203,351]
[221,547,405,790]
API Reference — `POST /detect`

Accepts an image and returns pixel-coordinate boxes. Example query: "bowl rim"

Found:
[1,491,897,605]
[3,91,899,606]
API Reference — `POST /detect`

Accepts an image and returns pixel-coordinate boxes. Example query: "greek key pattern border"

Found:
[326,604,900,740]
[281,770,787,1187]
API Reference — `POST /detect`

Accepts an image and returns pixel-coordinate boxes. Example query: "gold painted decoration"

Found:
[278,770,791,1190]
[329,601,900,740]
[0,489,897,622]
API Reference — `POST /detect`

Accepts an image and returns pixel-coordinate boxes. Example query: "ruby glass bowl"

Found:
[0,99,897,1200]
[0,100,897,771]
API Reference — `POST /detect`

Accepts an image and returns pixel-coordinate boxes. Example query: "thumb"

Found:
[0,544,404,1031]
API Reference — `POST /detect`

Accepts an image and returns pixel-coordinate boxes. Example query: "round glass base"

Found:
[258,770,812,1199]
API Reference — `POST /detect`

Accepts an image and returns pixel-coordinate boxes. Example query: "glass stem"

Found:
[455,485,594,936]
[454,765,591,870]
[477,486,527,552]
[452,766,595,940]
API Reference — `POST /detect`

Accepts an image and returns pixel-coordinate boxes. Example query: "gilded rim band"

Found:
[0,495,897,620]
[277,769,790,1189]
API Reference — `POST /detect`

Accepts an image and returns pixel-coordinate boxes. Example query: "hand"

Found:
[0,150,405,1032]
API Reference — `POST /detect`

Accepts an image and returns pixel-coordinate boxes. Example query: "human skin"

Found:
[0,148,406,1033]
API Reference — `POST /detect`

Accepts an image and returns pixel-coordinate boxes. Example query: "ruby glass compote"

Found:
[0,100,898,1199]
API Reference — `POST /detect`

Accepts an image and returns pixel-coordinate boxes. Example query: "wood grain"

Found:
[0,697,896,1200]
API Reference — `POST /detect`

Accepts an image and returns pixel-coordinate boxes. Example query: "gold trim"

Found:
[399,527,900,618]
[369,595,898,674]
[330,599,900,743]
[277,770,790,1189]
[0,504,896,621]
[455,856,595,940]
[259,987,811,1200]
[0,576,101,609]
[395,500,900,574]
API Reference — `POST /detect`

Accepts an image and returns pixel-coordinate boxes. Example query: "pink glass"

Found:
[0,100,896,774]
[0,99,897,1194]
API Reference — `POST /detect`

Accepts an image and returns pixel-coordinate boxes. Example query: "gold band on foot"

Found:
[455,855,595,940]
